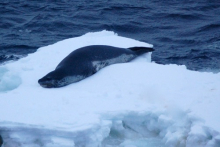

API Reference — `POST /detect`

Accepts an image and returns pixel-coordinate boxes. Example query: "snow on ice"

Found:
[0,31,220,147]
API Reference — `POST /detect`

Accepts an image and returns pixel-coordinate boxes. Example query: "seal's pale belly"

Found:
[92,54,135,72]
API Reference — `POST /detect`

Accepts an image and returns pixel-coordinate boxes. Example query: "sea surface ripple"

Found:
[0,0,220,71]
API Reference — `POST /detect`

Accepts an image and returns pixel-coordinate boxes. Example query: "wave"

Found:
[0,0,220,71]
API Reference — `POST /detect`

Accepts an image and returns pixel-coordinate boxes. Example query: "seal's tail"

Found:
[128,46,154,55]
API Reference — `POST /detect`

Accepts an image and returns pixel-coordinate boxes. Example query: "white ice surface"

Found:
[0,31,220,147]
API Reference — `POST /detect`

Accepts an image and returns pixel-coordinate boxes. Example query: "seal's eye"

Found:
[46,77,51,80]
[44,76,53,81]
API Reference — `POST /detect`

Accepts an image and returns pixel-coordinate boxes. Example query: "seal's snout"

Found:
[38,77,54,88]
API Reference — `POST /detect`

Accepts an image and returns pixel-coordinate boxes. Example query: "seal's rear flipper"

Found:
[128,46,154,55]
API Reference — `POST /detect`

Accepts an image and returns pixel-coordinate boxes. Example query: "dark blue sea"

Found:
[0,0,220,72]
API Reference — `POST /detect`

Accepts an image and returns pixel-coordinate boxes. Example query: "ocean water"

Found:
[0,0,220,71]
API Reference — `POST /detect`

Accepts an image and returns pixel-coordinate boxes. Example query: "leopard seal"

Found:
[38,45,154,88]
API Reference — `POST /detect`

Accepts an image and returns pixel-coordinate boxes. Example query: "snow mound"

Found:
[0,30,220,147]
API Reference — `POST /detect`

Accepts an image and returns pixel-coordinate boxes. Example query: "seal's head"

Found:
[38,69,68,88]
[38,69,86,88]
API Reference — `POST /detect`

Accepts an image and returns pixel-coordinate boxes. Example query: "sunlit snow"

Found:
[0,31,220,147]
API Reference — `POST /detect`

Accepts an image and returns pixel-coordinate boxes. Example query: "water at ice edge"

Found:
[0,31,220,147]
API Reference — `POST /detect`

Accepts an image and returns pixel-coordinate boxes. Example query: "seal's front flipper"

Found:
[128,46,154,55]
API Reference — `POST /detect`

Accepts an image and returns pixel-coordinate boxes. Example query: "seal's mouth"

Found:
[39,84,52,88]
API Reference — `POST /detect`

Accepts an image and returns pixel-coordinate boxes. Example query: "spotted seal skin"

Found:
[38,45,154,88]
